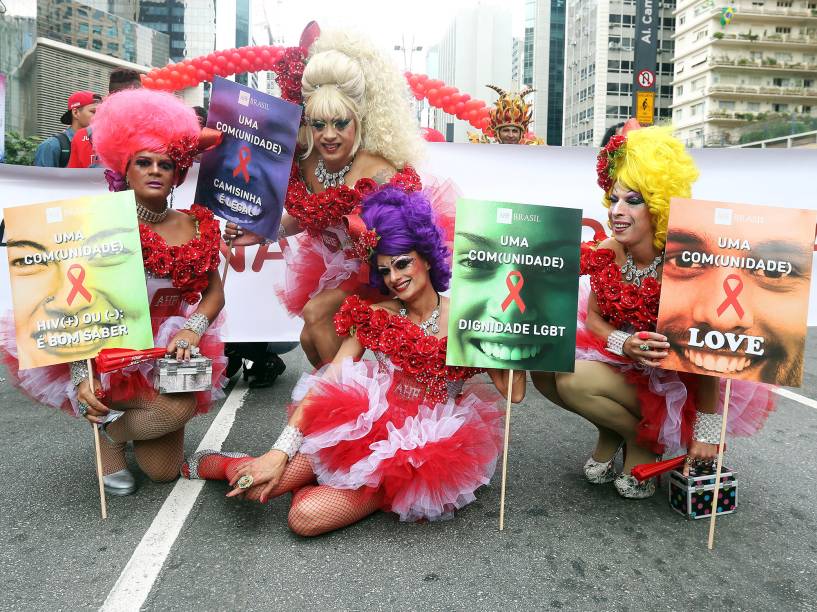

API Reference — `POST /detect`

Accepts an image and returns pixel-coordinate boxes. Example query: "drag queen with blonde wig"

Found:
[225,29,431,367]
[532,124,774,499]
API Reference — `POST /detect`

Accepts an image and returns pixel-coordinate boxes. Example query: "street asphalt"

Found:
[1,332,816,611]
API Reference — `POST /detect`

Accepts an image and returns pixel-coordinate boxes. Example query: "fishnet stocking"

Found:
[287,485,384,537]
[190,452,383,535]
[97,393,197,480]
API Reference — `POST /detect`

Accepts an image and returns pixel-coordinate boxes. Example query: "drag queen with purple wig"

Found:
[184,188,524,536]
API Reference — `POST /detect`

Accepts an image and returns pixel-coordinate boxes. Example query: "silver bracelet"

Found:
[693,411,722,445]
[277,222,287,240]
[183,312,209,337]
[606,330,632,356]
[271,425,304,461]
[70,361,90,387]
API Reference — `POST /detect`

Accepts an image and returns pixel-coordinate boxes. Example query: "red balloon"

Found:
[226,62,237,74]
[420,127,446,142]
[215,55,227,66]
[202,60,213,72]
[196,69,208,81]
[155,78,166,89]
[240,58,251,71]
[416,73,428,82]
[231,52,242,64]
[260,48,271,61]
[425,88,439,101]
[414,92,424,101]
[142,76,154,88]
[454,102,465,115]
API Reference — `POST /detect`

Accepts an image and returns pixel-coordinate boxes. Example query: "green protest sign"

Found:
[446,199,581,372]
[4,192,153,369]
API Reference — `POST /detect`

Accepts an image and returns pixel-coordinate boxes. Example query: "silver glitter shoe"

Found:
[583,442,624,484]
[181,449,250,480]
[103,468,137,496]
[613,473,656,499]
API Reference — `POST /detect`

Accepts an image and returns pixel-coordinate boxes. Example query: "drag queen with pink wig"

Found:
[1,88,226,496]
[185,188,523,536]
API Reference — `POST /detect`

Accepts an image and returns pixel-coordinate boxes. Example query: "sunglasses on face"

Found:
[377,256,415,277]
[308,118,352,131]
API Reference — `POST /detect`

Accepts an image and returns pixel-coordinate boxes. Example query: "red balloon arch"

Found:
[141,46,491,133]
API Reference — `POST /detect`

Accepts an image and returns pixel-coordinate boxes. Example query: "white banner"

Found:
[2,143,816,342]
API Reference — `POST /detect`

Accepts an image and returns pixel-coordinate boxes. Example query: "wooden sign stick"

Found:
[707,377,732,550]
[498,369,515,531]
[221,238,233,287]
[87,357,108,520]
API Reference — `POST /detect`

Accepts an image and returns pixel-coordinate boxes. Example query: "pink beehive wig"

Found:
[92,88,200,183]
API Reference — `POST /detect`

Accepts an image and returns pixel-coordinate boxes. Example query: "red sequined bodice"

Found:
[580,244,661,331]
[139,205,221,305]
[333,295,479,404]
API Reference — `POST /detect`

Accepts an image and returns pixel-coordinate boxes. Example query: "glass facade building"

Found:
[37,0,169,67]
[138,0,216,63]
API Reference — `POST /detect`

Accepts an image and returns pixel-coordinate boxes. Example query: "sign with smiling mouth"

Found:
[657,198,816,386]
[4,192,153,369]
[445,199,582,372]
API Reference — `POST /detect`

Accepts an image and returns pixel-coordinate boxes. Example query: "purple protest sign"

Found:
[195,77,301,240]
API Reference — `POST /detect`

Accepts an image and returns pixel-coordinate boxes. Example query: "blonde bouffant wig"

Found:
[604,126,699,250]
[299,30,424,169]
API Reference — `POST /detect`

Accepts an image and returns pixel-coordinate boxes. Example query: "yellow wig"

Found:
[603,126,699,250]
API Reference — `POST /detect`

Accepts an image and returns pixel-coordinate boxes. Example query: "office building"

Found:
[563,0,676,146]
[672,0,817,147]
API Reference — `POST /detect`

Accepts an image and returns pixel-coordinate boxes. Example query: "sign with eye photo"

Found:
[446,199,581,372]
[4,192,153,369]
[657,198,816,386]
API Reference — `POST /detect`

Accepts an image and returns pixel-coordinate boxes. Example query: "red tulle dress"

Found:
[292,295,504,522]
[277,164,456,316]
[576,244,775,454]
[1,205,227,417]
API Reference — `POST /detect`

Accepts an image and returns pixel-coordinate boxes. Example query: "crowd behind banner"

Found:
[1,143,816,344]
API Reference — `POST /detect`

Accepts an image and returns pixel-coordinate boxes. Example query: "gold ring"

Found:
[236,474,254,489]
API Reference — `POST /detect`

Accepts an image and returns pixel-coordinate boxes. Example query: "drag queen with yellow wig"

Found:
[532,124,774,498]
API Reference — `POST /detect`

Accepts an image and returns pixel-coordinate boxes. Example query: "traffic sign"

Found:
[636,90,655,125]
[637,69,655,88]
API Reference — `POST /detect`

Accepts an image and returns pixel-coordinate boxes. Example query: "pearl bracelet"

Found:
[693,411,722,445]
[606,330,632,356]
[183,312,209,337]
[272,425,304,461]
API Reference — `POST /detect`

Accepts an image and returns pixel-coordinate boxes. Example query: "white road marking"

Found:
[774,387,817,411]
[100,383,250,612]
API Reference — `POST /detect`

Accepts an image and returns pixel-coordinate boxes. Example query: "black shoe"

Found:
[247,354,286,388]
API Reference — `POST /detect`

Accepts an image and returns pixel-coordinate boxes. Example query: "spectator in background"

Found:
[193,106,207,129]
[68,68,143,168]
[600,121,626,147]
[34,91,101,167]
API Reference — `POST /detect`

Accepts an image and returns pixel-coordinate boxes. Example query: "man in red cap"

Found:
[34,90,101,167]
[68,69,143,168]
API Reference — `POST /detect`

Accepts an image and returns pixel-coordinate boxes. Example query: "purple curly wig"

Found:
[360,186,451,294]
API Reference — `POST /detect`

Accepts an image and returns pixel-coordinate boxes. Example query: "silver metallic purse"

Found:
[154,355,213,394]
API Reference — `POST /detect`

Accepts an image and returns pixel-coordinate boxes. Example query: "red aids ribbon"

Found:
[232,146,251,183]
[66,264,92,306]
[716,273,744,319]
[500,270,526,314]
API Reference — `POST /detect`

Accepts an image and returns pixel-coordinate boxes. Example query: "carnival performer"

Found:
[224,29,427,367]
[1,88,227,496]
[185,188,524,536]
[531,124,774,499]
[467,85,545,145]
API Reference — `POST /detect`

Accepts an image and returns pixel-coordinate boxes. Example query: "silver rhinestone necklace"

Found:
[315,156,354,189]
[399,293,441,336]
[621,251,663,286]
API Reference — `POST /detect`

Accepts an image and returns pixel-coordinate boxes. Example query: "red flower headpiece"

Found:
[596,133,627,193]
[351,228,380,260]
[595,118,642,192]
